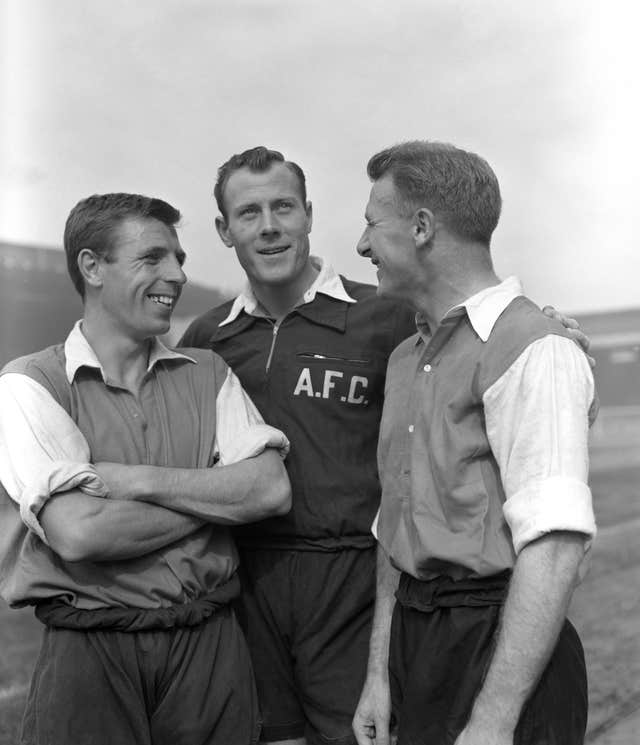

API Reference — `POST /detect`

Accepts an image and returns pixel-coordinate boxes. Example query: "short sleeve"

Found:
[0,373,108,542]
[214,368,290,465]
[482,335,596,555]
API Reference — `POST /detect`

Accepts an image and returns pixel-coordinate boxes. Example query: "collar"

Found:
[219,255,356,326]
[415,276,523,344]
[64,320,197,383]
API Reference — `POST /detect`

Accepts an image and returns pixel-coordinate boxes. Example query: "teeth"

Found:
[148,295,174,307]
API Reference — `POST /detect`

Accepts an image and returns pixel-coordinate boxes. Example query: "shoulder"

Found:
[479,296,576,392]
[491,296,573,345]
[341,275,415,341]
[1,345,68,402]
[180,299,236,347]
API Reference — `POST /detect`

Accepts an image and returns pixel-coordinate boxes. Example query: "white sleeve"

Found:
[482,335,596,556]
[0,373,108,542]
[214,368,290,466]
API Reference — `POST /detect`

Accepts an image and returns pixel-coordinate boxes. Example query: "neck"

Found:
[252,260,320,321]
[412,240,500,329]
[81,307,152,393]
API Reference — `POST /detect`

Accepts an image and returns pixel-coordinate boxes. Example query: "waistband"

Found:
[34,574,240,632]
[395,570,511,612]
[236,534,376,551]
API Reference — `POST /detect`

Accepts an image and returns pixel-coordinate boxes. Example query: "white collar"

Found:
[64,320,196,383]
[447,276,523,342]
[219,255,356,326]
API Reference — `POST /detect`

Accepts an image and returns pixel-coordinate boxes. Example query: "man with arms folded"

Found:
[352,141,596,745]
[180,146,591,745]
[0,192,291,745]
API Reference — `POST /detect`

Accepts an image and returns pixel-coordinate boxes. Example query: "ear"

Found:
[77,249,103,291]
[412,207,435,249]
[215,216,234,248]
[305,201,313,234]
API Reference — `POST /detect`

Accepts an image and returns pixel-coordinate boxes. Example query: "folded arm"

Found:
[39,488,204,562]
[95,448,291,524]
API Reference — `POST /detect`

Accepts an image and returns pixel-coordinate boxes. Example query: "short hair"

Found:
[64,192,181,297]
[367,141,502,245]
[214,146,307,220]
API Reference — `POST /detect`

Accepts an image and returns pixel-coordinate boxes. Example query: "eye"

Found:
[276,200,293,212]
[240,206,259,218]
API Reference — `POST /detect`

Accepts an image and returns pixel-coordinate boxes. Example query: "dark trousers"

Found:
[389,572,588,745]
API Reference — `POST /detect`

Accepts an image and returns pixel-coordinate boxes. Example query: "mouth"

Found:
[257,245,290,256]
[147,294,176,309]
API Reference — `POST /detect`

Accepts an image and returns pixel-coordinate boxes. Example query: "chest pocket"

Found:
[292,347,384,407]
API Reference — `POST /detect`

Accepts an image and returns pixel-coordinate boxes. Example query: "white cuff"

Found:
[21,461,108,543]
[503,475,596,554]
[217,424,290,466]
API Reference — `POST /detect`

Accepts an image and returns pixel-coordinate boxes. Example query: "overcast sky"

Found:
[1,0,638,313]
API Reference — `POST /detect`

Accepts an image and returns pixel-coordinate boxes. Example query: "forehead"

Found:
[111,217,181,256]
[366,175,402,217]
[223,164,303,208]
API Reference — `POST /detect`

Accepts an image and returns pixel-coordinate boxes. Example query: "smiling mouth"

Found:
[147,294,176,308]
[258,245,289,256]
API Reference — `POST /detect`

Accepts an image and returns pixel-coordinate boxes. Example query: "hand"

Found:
[542,306,595,368]
[352,673,392,745]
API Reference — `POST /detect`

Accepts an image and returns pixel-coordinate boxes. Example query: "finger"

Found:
[375,715,391,745]
[569,328,590,350]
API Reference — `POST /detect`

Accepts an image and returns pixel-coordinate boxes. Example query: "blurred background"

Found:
[1,1,638,742]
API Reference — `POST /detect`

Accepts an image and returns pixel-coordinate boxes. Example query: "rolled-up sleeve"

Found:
[0,373,107,543]
[482,335,596,554]
[214,367,290,466]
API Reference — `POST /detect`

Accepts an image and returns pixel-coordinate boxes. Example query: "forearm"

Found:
[352,544,400,745]
[97,449,291,524]
[40,490,204,562]
[465,532,585,737]
[367,544,400,677]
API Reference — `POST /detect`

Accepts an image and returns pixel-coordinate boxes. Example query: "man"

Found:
[180,146,416,745]
[0,192,291,745]
[352,142,596,745]
[180,146,591,745]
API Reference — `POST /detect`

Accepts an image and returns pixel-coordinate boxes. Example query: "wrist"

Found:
[467,698,517,739]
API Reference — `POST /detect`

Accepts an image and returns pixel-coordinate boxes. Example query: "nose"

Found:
[166,255,187,285]
[259,210,281,239]
[356,230,370,257]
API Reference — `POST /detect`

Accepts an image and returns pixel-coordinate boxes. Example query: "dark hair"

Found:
[367,141,502,245]
[63,192,181,297]
[214,146,307,220]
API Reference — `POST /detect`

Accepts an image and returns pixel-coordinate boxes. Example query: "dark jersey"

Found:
[180,277,415,549]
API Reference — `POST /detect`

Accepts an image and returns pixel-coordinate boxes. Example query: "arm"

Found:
[455,533,584,744]
[95,448,291,524]
[456,335,596,744]
[97,366,291,522]
[39,489,204,562]
[353,543,400,745]
[0,373,203,562]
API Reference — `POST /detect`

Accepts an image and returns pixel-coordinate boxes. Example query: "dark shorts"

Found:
[21,605,260,745]
[389,572,588,745]
[236,547,376,745]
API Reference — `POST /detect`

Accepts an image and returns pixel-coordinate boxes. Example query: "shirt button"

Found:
[408,425,414,433]
[423,364,432,372]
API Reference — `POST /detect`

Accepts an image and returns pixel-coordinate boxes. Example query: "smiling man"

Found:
[0,192,291,745]
[352,142,596,745]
